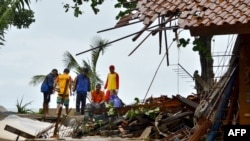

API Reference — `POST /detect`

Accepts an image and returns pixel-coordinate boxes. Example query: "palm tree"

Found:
[65,36,110,89]
[30,36,110,90]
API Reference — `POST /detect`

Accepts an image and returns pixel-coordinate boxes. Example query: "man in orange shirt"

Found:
[91,83,105,109]
[104,65,119,102]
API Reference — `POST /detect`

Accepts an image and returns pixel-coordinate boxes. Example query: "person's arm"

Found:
[69,76,73,95]
[104,74,109,89]
[116,73,119,93]
[117,73,119,89]
[88,77,91,92]
[54,76,59,92]
[72,76,78,92]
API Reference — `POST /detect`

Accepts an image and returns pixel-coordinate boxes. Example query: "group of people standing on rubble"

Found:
[40,65,123,117]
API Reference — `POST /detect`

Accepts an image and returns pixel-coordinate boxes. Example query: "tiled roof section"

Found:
[115,0,250,36]
[178,0,250,27]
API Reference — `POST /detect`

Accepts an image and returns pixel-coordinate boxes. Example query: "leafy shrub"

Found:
[16,96,34,114]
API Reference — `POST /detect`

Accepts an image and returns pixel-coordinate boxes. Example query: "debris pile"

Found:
[3,85,234,141]
[66,94,200,140]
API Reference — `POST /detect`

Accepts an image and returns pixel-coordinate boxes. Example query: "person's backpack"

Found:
[41,76,49,93]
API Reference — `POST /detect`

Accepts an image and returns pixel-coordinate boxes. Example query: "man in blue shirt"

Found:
[41,69,58,117]
[73,67,91,115]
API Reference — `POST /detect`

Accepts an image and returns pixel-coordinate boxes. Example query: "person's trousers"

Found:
[76,92,87,115]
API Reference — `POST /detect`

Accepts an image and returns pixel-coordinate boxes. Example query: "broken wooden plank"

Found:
[4,124,35,139]
[174,95,198,110]
[139,126,153,139]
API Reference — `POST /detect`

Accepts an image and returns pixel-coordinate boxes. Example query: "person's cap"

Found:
[63,68,70,73]
[109,65,115,70]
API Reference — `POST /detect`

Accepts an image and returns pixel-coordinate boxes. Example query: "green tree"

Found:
[63,36,110,89]
[63,0,136,19]
[29,36,110,90]
[179,36,215,94]
[0,0,35,46]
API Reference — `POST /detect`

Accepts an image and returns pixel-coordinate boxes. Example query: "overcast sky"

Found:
[0,0,235,111]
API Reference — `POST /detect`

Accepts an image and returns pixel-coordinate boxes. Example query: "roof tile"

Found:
[220,11,228,17]
[200,0,207,5]
[244,9,250,15]
[145,1,154,8]
[239,15,248,23]
[225,15,234,23]
[151,4,159,11]
[213,17,223,25]
[232,0,240,5]
[225,5,234,12]
[214,6,222,13]
[177,2,186,10]
[201,18,210,25]
[115,0,250,36]
[233,10,241,17]
[208,3,217,10]
[219,1,227,8]
[180,11,189,19]
[186,2,196,10]
[155,7,164,13]
[204,8,212,16]
[208,12,216,19]
[156,0,164,4]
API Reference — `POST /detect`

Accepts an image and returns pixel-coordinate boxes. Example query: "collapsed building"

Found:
[2,0,250,141]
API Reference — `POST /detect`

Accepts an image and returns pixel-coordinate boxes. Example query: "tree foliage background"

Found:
[0,0,35,46]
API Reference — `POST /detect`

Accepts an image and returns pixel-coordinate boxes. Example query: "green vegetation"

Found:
[124,97,160,120]
[64,0,136,19]
[16,96,34,114]
[0,0,35,46]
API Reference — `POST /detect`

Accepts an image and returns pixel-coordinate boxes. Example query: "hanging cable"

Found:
[142,40,175,103]
[177,45,180,94]
[213,35,236,80]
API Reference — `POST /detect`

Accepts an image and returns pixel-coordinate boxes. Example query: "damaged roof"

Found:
[115,0,250,36]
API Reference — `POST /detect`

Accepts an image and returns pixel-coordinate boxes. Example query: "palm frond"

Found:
[17,0,31,10]
[63,51,81,71]
[29,75,46,86]
[0,30,5,46]
[90,36,110,70]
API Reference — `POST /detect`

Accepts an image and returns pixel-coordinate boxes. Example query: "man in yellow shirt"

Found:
[54,68,72,115]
